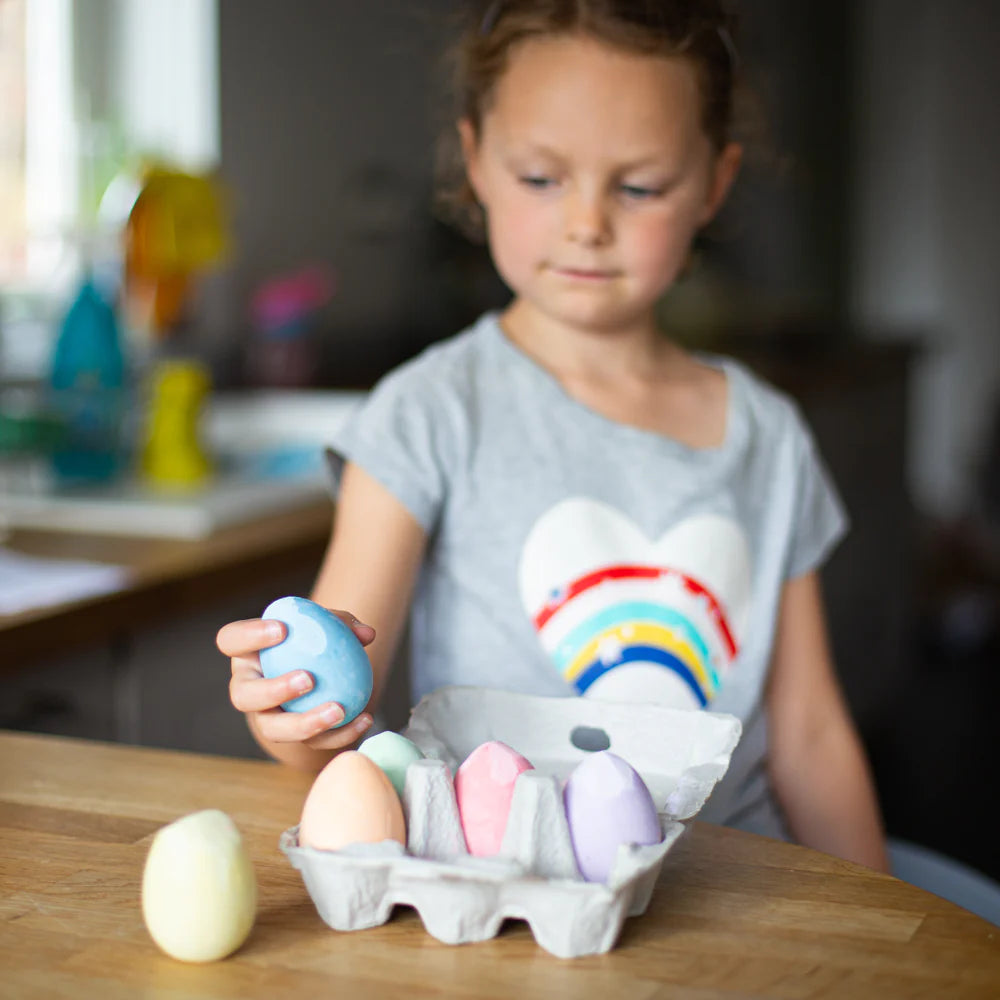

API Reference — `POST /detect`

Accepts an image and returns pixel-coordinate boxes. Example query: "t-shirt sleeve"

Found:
[784,409,849,580]
[324,360,461,532]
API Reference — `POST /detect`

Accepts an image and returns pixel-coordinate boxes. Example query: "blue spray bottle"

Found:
[48,277,127,484]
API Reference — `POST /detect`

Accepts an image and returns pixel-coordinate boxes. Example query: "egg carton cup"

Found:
[281,686,742,958]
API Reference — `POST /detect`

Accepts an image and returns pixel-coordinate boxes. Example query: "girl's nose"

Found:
[564,191,611,247]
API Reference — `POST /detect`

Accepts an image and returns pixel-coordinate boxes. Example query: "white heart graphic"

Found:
[518,499,751,709]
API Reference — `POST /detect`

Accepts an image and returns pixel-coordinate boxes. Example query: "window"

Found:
[0,0,218,374]
[0,2,24,279]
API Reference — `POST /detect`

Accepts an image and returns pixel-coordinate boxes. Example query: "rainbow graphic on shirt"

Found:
[519,500,750,711]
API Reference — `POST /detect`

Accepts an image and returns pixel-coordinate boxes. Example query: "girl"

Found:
[218,0,888,871]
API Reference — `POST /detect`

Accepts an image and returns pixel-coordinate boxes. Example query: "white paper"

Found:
[0,547,129,615]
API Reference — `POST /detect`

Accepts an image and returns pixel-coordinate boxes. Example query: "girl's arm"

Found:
[236,461,428,772]
[765,570,890,872]
[311,460,428,723]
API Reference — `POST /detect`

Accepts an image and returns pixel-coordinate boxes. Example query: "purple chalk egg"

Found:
[563,750,662,883]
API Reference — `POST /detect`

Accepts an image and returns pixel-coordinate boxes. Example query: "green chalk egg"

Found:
[358,731,425,798]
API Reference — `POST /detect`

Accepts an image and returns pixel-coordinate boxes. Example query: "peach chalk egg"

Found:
[299,751,406,851]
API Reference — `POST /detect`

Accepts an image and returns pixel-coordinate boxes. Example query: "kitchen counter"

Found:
[1,730,996,998]
[0,498,332,671]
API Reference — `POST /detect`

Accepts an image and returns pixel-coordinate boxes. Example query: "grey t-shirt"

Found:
[329,312,847,840]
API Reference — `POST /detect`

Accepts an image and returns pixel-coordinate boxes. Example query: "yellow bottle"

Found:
[142,360,213,488]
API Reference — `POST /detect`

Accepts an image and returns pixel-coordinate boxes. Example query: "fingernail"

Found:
[290,671,311,693]
[321,705,345,726]
[264,621,284,641]
[350,615,372,629]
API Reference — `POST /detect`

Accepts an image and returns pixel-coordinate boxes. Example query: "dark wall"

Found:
[717,0,854,322]
[214,0,505,386]
[213,0,855,386]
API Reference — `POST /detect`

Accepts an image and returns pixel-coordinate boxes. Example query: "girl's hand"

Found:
[217,613,376,753]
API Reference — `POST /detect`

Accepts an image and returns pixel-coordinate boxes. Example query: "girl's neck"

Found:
[496,298,727,448]
[498,299,686,384]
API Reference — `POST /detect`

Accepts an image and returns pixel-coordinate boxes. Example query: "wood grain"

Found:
[0,731,996,998]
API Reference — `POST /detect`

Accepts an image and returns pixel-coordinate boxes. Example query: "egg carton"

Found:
[281,686,742,958]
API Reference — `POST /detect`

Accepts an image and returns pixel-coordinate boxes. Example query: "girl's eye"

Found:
[620,184,663,200]
[519,175,556,190]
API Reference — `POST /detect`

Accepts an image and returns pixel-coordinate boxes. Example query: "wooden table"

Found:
[0,499,332,670]
[1,732,996,998]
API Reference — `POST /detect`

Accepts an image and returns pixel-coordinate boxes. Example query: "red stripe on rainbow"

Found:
[533,564,738,659]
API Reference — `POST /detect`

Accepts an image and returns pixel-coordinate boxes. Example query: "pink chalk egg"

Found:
[299,751,406,852]
[454,741,534,856]
[564,751,662,883]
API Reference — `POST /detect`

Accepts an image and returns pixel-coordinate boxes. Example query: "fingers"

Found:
[230,662,313,714]
[253,703,374,747]
[216,610,375,656]
[217,618,286,657]
[304,711,375,750]
[230,659,374,744]
[329,610,376,646]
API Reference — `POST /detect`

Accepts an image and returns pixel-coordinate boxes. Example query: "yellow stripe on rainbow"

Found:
[563,620,715,696]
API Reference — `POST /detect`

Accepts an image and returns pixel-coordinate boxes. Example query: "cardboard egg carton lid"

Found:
[281,686,742,958]
[404,686,742,820]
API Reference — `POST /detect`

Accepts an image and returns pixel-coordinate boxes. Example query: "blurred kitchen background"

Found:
[1,0,998,890]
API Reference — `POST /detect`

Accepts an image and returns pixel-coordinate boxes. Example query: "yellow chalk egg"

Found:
[142,809,257,962]
[299,751,406,851]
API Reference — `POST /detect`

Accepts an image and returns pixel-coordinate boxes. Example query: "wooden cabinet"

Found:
[1,646,118,741]
[1,502,332,756]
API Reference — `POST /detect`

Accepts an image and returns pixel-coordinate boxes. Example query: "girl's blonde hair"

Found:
[435,0,748,241]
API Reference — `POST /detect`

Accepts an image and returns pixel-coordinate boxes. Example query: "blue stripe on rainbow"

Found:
[551,600,720,689]
[564,621,713,696]
[573,645,708,706]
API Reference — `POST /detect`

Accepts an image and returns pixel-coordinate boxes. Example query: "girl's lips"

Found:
[551,266,617,280]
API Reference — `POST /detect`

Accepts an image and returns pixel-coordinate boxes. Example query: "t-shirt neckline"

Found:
[479,311,746,461]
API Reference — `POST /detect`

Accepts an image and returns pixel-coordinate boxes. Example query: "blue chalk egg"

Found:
[258,596,373,725]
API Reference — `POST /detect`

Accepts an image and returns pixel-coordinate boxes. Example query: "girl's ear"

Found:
[700,141,743,225]
[458,118,484,203]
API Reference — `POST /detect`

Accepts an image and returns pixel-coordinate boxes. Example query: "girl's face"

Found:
[461,33,742,335]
